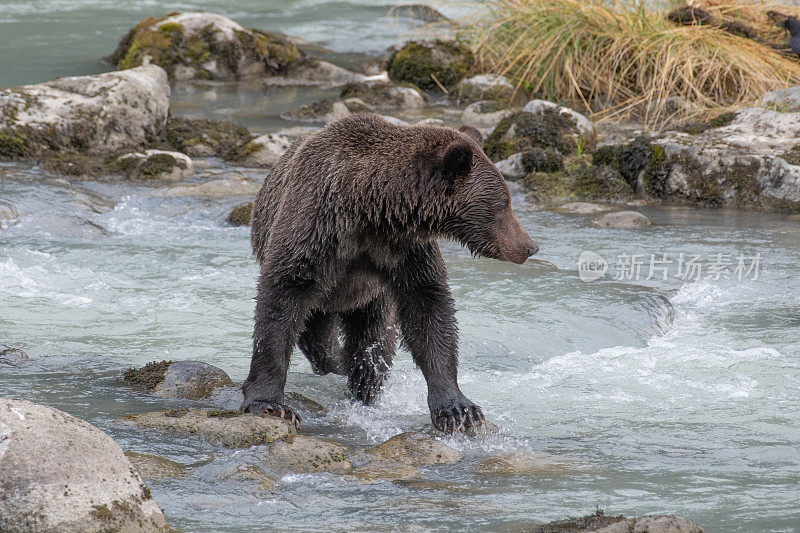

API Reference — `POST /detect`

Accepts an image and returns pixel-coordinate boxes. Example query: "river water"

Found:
[2,1,800,532]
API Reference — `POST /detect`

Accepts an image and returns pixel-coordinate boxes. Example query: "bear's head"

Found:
[431,125,538,264]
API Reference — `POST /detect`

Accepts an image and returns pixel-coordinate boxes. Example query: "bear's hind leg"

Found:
[298,310,344,376]
[340,296,397,405]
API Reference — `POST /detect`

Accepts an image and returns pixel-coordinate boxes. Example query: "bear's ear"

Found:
[437,140,473,181]
[458,125,483,145]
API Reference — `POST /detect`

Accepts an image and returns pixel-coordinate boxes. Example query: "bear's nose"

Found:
[527,242,539,257]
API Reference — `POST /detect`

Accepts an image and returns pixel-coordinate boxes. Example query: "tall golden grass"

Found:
[470,0,800,126]
[687,0,800,42]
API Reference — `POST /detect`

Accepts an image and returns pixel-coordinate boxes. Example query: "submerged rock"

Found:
[454,74,516,105]
[592,210,652,228]
[260,434,353,474]
[531,510,704,532]
[474,452,574,477]
[0,399,168,532]
[227,202,253,226]
[387,40,473,92]
[165,116,252,157]
[151,174,262,198]
[0,347,28,365]
[123,409,295,448]
[365,432,462,466]
[112,149,194,180]
[106,12,356,85]
[0,203,20,226]
[388,4,451,23]
[229,133,292,167]
[221,464,276,490]
[124,451,186,481]
[555,202,615,215]
[0,65,169,158]
[280,99,352,123]
[40,152,107,178]
[123,360,234,400]
[347,459,420,484]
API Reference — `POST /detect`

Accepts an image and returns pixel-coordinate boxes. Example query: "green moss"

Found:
[40,152,105,177]
[138,153,181,179]
[234,29,301,76]
[592,136,668,193]
[642,144,671,198]
[570,165,632,200]
[227,202,254,226]
[0,129,27,158]
[158,22,183,34]
[387,40,473,91]
[521,147,563,173]
[165,117,252,157]
[207,409,240,418]
[781,145,800,165]
[484,110,577,162]
[123,360,172,390]
[90,504,115,522]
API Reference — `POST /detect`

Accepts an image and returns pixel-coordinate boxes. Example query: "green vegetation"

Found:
[123,360,172,390]
[469,0,800,126]
[484,110,578,161]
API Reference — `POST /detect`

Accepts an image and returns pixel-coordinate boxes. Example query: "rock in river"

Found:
[123,359,234,400]
[387,39,473,92]
[0,399,168,532]
[106,12,361,85]
[260,434,353,474]
[592,210,652,228]
[229,133,293,167]
[365,432,462,466]
[227,202,253,226]
[124,451,186,481]
[123,409,295,448]
[112,149,194,181]
[0,65,169,158]
[0,347,28,365]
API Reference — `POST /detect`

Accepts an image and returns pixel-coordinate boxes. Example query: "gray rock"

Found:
[347,459,420,484]
[230,133,292,168]
[415,118,446,127]
[124,451,186,481]
[529,511,704,532]
[473,452,576,476]
[155,360,233,400]
[340,81,425,110]
[0,399,168,532]
[381,115,410,126]
[631,515,705,533]
[0,348,28,365]
[123,360,233,400]
[260,434,352,474]
[114,150,194,181]
[221,464,276,490]
[365,432,462,466]
[280,100,352,123]
[461,100,516,131]
[455,74,515,105]
[762,86,800,112]
[0,65,169,157]
[495,152,526,179]
[555,202,614,214]
[122,409,295,448]
[592,210,651,228]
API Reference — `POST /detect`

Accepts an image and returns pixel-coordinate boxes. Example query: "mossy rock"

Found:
[338,82,424,109]
[591,136,671,196]
[227,202,253,226]
[484,110,580,162]
[165,117,252,157]
[387,40,473,92]
[521,163,632,202]
[671,111,737,135]
[123,360,172,391]
[107,12,304,81]
[521,147,563,174]
[40,152,106,177]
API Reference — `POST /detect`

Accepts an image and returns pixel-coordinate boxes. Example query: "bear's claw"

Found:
[433,404,484,434]
[241,400,303,430]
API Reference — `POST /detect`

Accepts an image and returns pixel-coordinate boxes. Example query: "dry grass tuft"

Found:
[469,0,800,126]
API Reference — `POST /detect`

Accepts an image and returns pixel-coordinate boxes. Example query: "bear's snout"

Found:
[493,209,538,264]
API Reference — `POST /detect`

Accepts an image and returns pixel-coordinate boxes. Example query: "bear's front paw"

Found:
[429,396,485,434]
[240,400,303,430]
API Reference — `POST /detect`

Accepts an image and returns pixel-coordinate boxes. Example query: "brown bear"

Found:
[242,113,537,433]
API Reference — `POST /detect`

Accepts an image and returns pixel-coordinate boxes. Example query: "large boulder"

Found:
[0,65,169,158]
[595,107,800,209]
[387,40,473,92]
[0,399,168,532]
[123,360,234,400]
[592,210,652,228]
[122,409,295,448]
[106,12,360,85]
